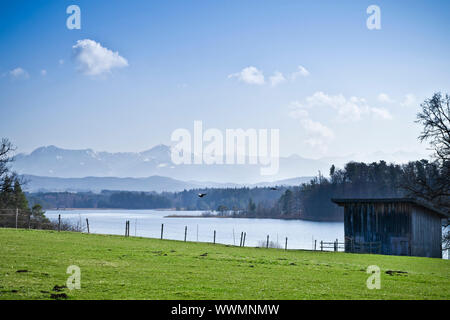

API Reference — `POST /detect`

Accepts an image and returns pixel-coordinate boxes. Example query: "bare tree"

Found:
[0,138,15,179]
[410,93,450,250]
[416,92,450,163]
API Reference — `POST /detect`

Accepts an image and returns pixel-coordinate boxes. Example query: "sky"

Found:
[1,0,449,160]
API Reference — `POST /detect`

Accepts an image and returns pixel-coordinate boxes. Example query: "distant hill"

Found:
[20,174,314,193]
[20,174,203,193]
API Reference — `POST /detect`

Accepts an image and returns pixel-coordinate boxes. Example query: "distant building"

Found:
[332,198,449,258]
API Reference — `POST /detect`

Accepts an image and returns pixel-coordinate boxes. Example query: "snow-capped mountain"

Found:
[12,144,429,185]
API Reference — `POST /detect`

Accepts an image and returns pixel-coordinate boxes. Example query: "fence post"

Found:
[58,214,61,232]
[213,230,216,244]
[184,226,187,242]
[239,232,243,247]
[266,235,269,248]
[86,218,90,234]
[285,237,288,250]
[15,208,18,229]
[125,221,127,237]
[160,223,164,240]
[314,240,317,251]
[320,240,323,251]
[243,232,246,247]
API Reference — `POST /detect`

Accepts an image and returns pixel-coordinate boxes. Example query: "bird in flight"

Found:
[198,193,207,198]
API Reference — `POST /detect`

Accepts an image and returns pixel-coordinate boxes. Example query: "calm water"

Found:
[46,209,344,250]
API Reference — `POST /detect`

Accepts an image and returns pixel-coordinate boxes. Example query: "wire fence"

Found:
[0,209,82,231]
[2,210,449,258]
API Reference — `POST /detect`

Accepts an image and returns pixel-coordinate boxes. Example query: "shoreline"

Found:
[45,208,343,222]
[164,214,343,222]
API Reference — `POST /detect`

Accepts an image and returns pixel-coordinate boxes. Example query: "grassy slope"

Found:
[0,228,448,300]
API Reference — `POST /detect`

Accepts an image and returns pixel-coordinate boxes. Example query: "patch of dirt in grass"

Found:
[52,285,67,292]
[385,270,408,276]
[16,269,29,273]
[50,293,68,299]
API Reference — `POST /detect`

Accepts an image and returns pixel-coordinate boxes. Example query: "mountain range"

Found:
[12,145,428,192]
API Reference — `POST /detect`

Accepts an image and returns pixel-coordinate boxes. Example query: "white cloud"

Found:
[377,93,394,103]
[371,107,393,120]
[291,65,310,80]
[229,65,309,86]
[287,91,393,152]
[72,39,129,76]
[400,93,417,107]
[9,67,29,79]
[41,69,47,76]
[289,102,335,152]
[228,66,265,85]
[269,71,286,87]
[303,91,392,122]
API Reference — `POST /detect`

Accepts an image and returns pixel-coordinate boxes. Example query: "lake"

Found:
[46,209,344,250]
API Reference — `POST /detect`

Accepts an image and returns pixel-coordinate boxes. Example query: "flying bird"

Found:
[198,193,207,198]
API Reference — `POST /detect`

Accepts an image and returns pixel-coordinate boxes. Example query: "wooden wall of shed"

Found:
[411,206,442,258]
[344,202,412,255]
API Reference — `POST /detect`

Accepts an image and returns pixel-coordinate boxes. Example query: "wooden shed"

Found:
[332,198,448,258]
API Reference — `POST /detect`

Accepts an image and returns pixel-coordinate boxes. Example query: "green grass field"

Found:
[0,228,449,300]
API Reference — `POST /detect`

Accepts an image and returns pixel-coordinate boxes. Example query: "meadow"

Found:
[0,228,448,300]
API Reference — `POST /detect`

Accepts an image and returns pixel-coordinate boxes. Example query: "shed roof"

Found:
[331,198,449,218]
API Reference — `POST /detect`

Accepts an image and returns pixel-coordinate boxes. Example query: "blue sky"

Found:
[1,0,449,159]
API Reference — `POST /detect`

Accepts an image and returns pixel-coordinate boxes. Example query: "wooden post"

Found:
[58,214,61,232]
[239,232,243,247]
[285,237,288,250]
[336,238,338,252]
[15,208,18,229]
[266,235,269,248]
[86,218,90,234]
[125,221,127,237]
[184,226,187,242]
[242,232,246,247]
[320,240,323,251]
[213,230,216,244]
[314,239,317,251]
[160,223,164,240]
